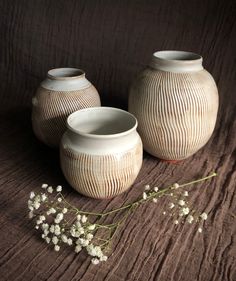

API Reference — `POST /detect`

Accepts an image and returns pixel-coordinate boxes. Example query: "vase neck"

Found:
[47,68,85,80]
[149,51,203,73]
[41,68,91,91]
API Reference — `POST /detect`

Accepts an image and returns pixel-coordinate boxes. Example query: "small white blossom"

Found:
[41,193,47,202]
[39,215,46,222]
[75,244,82,253]
[62,208,68,214]
[152,198,158,203]
[56,185,62,192]
[163,211,166,215]
[86,245,103,258]
[174,220,179,225]
[154,187,159,192]
[142,192,147,200]
[35,225,39,229]
[179,207,190,216]
[78,238,89,247]
[54,225,61,235]
[55,213,63,222]
[87,233,93,241]
[61,235,68,243]
[75,221,81,228]
[36,219,43,225]
[44,230,49,236]
[198,227,202,233]
[67,238,73,245]
[42,223,49,230]
[173,183,179,189]
[70,228,76,237]
[41,234,46,239]
[50,225,55,233]
[50,208,56,213]
[76,227,84,237]
[183,191,189,196]
[52,236,59,245]
[87,224,96,231]
[54,245,60,251]
[76,214,81,221]
[170,193,173,196]
[100,255,108,262]
[28,199,33,205]
[81,215,87,223]
[70,225,84,237]
[29,211,34,219]
[41,184,48,189]
[91,258,100,265]
[45,237,51,244]
[200,212,208,220]
[145,185,150,191]
[30,192,35,199]
[47,186,53,193]
[33,202,40,210]
[187,215,194,224]
[57,198,62,202]
[169,203,175,209]
[28,205,34,211]
[47,207,56,215]
[178,200,185,206]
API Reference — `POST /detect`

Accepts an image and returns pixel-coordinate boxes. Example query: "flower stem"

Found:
[100,172,217,216]
[61,172,217,217]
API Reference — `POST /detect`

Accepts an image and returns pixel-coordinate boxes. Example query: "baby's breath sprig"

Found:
[28,172,217,264]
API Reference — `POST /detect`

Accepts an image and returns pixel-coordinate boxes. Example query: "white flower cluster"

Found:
[28,184,108,264]
[142,182,209,233]
[28,186,48,219]
[142,185,159,202]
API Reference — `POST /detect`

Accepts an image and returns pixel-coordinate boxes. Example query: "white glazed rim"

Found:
[67,107,138,139]
[153,50,202,62]
[47,68,85,80]
[150,50,203,72]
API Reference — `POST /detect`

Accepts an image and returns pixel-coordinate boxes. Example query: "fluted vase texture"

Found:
[129,51,219,160]
[32,68,101,147]
[60,107,143,199]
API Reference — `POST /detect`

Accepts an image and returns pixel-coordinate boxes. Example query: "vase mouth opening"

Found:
[151,51,203,72]
[153,51,202,62]
[67,107,138,139]
[47,68,85,80]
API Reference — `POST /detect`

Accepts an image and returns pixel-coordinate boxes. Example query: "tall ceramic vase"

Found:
[129,50,219,161]
[32,68,101,147]
[60,107,143,199]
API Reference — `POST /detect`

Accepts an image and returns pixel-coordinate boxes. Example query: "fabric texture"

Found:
[0,0,236,280]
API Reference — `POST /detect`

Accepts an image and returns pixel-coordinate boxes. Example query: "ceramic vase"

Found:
[129,50,219,161]
[60,107,143,199]
[32,68,101,147]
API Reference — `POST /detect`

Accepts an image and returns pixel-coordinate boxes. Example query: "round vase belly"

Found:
[60,107,143,199]
[129,51,219,160]
[32,68,101,147]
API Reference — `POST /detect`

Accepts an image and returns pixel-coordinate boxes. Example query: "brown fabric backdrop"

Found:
[0,0,236,280]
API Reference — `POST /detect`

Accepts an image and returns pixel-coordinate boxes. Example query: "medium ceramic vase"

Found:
[32,68,101,147]
[60,107,143,199]
[129,50,219,161]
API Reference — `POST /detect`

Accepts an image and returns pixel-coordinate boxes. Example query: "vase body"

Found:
[60,107,143,199]
[32,68,101,147]
[129,51,219,160]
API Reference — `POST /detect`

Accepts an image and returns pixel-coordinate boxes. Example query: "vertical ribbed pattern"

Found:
[32,85,101,147]
[129,68,218,160]
[60,140,143,199]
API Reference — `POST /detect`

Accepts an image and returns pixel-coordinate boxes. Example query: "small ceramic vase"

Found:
[32,68,101,147]
[129,50,219,161]
[60,107,143,199]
